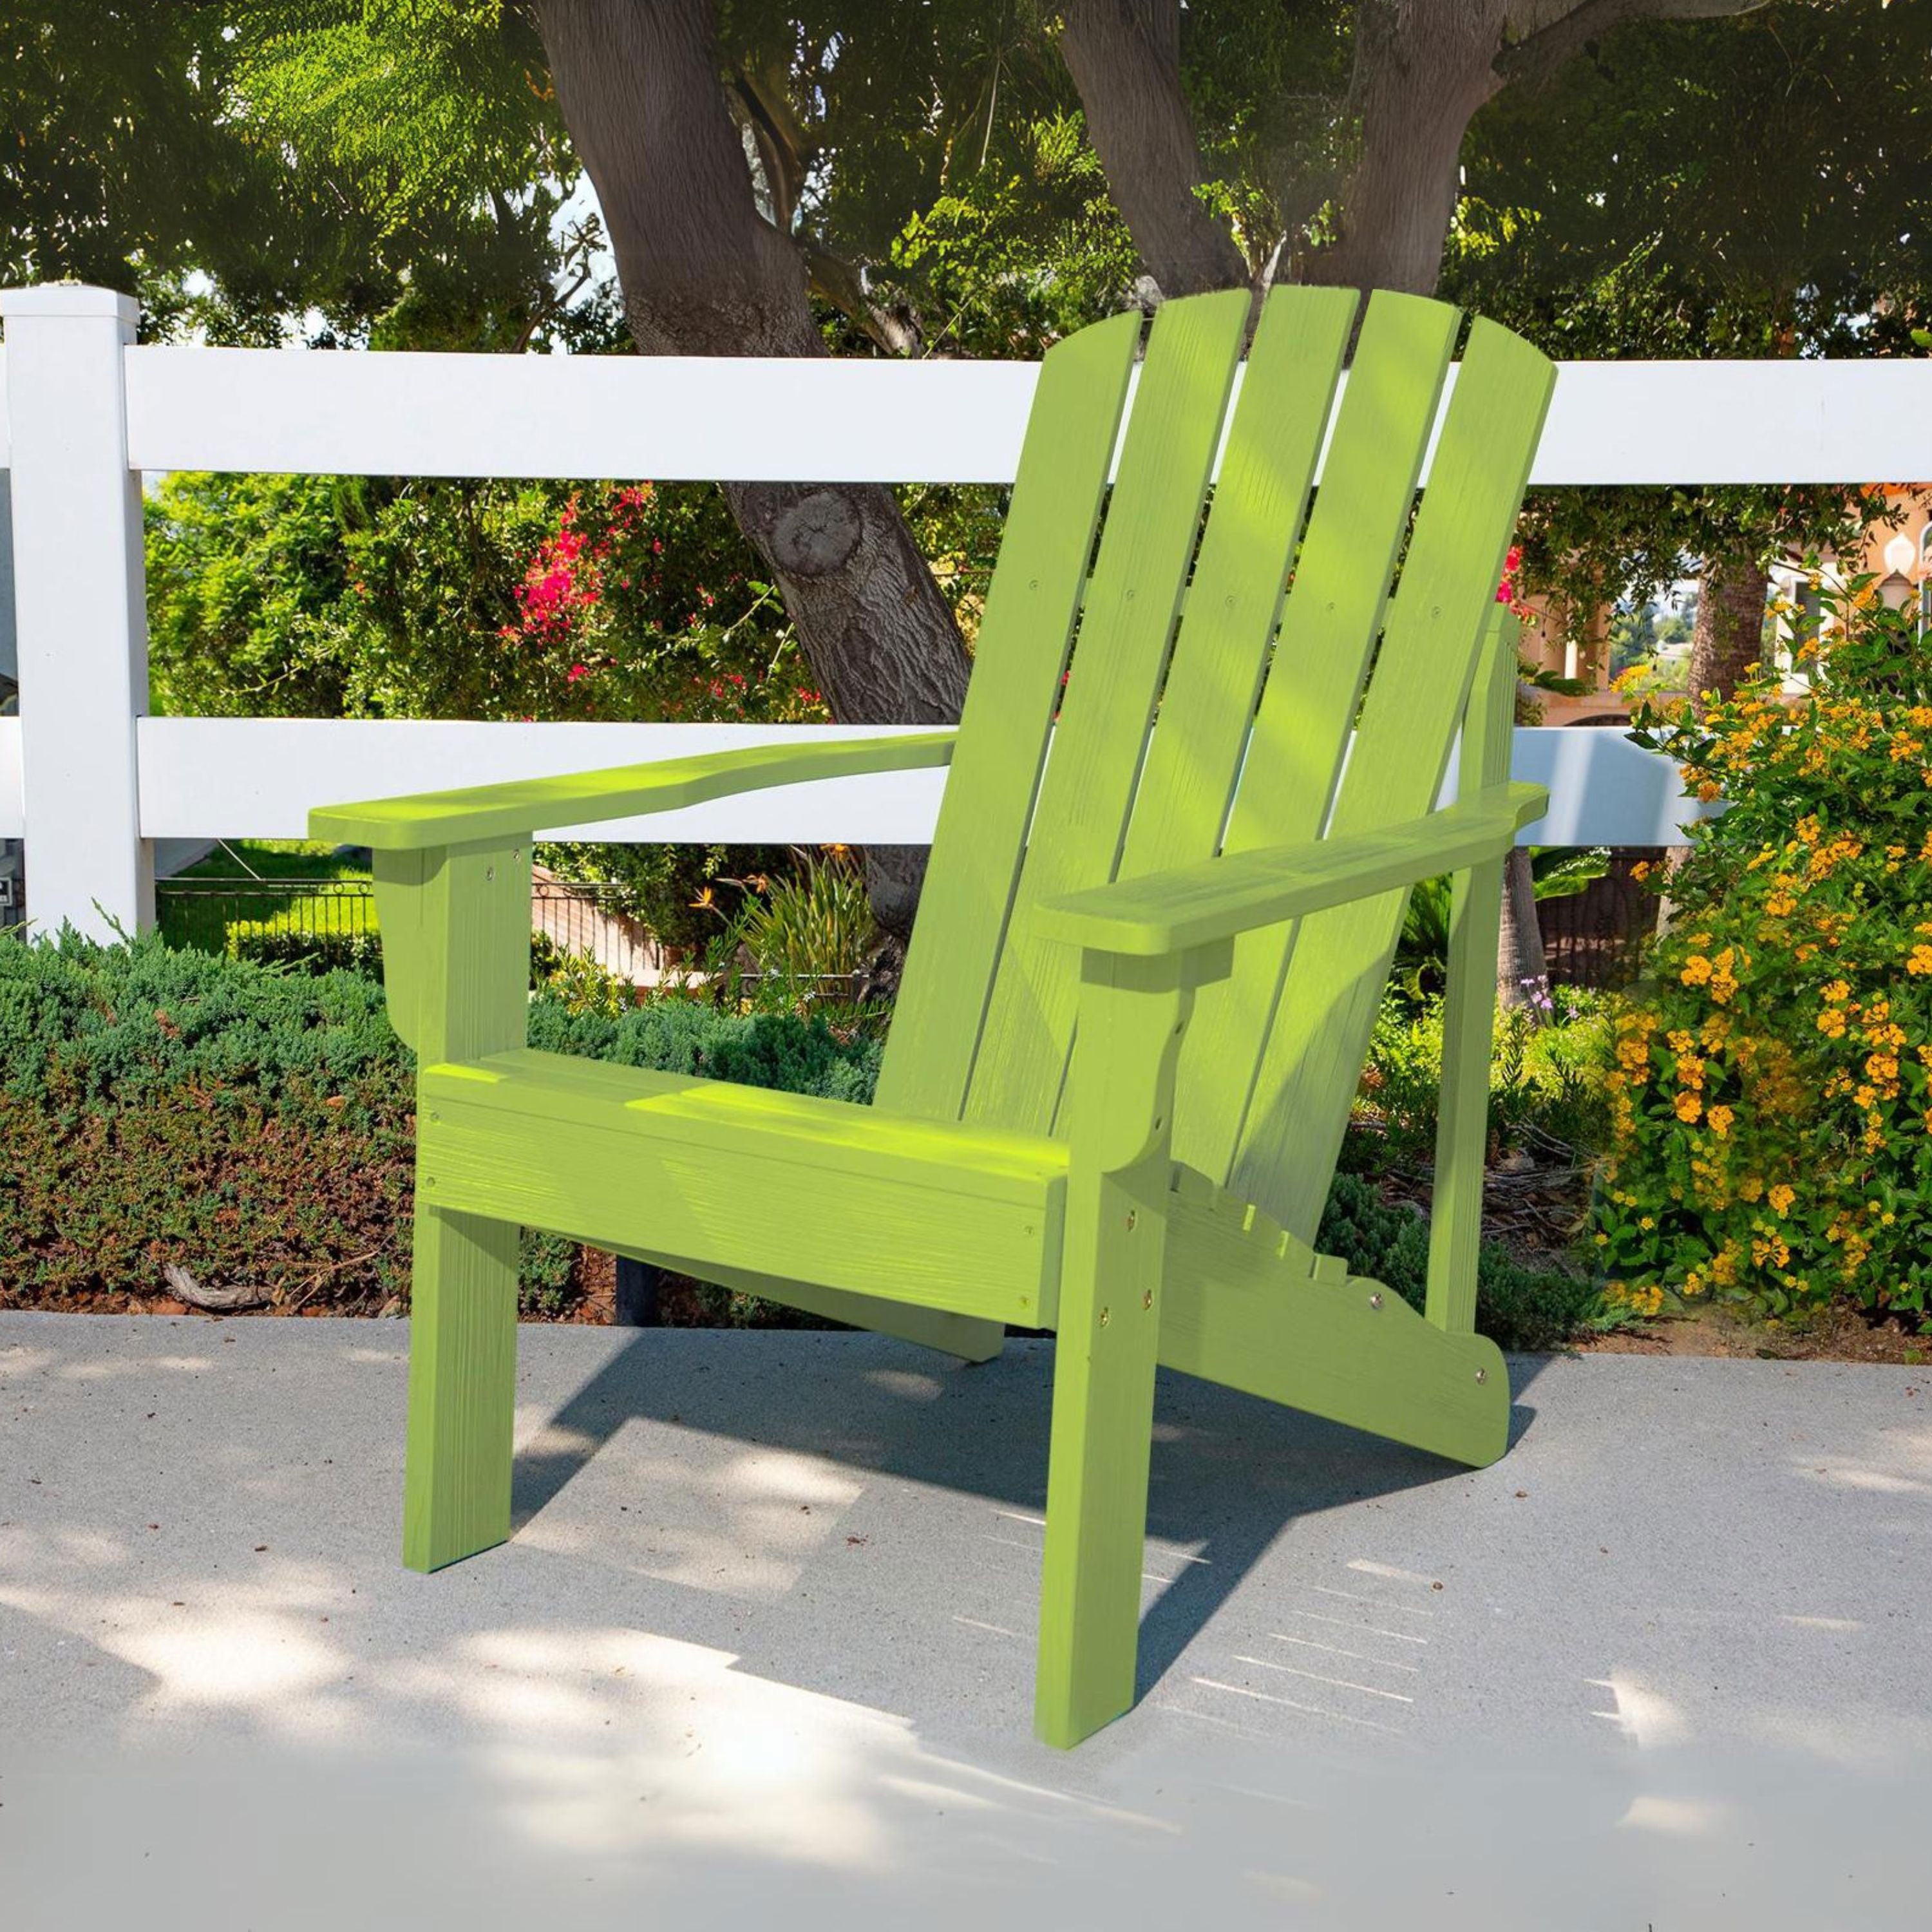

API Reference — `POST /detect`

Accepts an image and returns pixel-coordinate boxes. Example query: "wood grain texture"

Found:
[1174,292,1462,1184]
[621,1256,1011,1360]
[440,1049,1066,1198]
[1233,319,1557,1240]
[395,840,531,1573]
[1159,1169,1509,1468]
[880,310,1142,1124]
[1426,614,1520,1334]
[1113,287,1355,888]
[968,289,1251,1137]
[403,1205,521,1571]
[418,1053,1065,1327]
[1049,285,1354,1133]
[369,848,432,1055]
[1034,782,1542,957]
[335,289,1561,1745]
[1035,951,1199,1748]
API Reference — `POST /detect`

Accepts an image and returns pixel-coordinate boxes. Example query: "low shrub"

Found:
[228,925,386,976]
[1596,583,1932,1327]
[526,995,882,1103]
[1354,986,1610,1168]
[1317,1173,1611,1352]
[0,929,879,1314]
[0,931,415,1309]
[3,929,1603,1343]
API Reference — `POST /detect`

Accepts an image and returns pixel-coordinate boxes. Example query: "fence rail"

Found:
[155,876,378,958]
[5,280,1926,942]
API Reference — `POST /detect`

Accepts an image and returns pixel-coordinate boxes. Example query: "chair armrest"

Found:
[308,729,958,852]
[1034,781,1549,959]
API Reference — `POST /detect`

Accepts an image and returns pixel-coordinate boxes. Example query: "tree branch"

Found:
[1056,0,1249,298]
[1497,0,1772,90]
[803,242,922,355]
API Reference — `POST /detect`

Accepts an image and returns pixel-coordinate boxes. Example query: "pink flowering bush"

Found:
[347,477,828,726]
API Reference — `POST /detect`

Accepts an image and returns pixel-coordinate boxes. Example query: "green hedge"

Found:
[228,927,386,976]
[1,931,1602,1346]
[1316,1173,1610,1353]
[0,930,879,1315]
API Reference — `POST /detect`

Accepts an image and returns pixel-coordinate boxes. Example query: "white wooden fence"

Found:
[3,280,1929,942]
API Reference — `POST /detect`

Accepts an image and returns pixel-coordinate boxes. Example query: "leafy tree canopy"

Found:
[1443,1,1932,623]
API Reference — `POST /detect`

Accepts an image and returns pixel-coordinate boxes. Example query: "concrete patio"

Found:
[2,1312,1926,1928]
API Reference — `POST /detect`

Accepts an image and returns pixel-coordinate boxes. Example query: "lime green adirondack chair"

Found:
[312,286,1554,1748]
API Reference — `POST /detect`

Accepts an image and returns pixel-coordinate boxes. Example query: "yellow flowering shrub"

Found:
[1595,583,1932,1323]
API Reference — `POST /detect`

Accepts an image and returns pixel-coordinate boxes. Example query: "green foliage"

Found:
[1609,598,1695,680]
[1356,987,1611,1166]
[3,927,1613,1340]
[524,992,882,1107]
[1396,851,1611,994]
[1448,2,1932,626]
[145,474,359,716]
[1316,1174,1613,1354]
[156,840,379,966]
[231,2,544,247]
[890,111,1139,354]
[0,929,880,1312]
[533,842,804,959]
[0,1,581,349]
[0,929,415,1307]
[146,466,829,954]
[146,474,811,725]
[1596,584,1932,1325]
[227,928,386,977]
[517,1229,580,1321]
[695,847,885,1025]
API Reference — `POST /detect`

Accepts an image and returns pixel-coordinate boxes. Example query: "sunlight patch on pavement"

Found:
[1616,1792,1726,1836]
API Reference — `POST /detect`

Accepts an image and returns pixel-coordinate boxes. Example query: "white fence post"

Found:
[1,283,151,941]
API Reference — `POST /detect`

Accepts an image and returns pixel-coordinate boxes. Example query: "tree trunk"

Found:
[1057,0,1253,298]
[533,0,969,937]
[1684,546,1771,714]
[1302,1,1506,295]
[1058,2,1765,301]
[1654,545,1769,918]
[1497,845,1549,1012]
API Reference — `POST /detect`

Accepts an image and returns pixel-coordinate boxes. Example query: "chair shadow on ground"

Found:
[507,1325,1555,1714]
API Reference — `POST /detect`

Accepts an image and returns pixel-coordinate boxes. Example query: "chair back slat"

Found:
[878,310,1141,1121]
[1168,291,1463,1180]
[1110,286,1357,888]
[884,286,1555,1243]
[1229,319,1557,1238]
[961,289,1250,1134]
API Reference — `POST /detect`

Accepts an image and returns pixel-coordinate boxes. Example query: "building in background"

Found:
[1517,486,1932,730]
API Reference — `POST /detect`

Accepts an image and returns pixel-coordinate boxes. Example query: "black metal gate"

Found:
[1539,848,1664,990]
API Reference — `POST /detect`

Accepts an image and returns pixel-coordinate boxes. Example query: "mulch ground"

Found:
[1582,1298,1931,1365]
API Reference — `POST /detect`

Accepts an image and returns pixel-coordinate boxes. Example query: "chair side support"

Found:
[1425,611,1520,1334]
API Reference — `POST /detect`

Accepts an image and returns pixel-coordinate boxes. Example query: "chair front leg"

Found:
[403,1204,522,1570]
[374,840,533,1571]
[1035,940,1227,1748]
